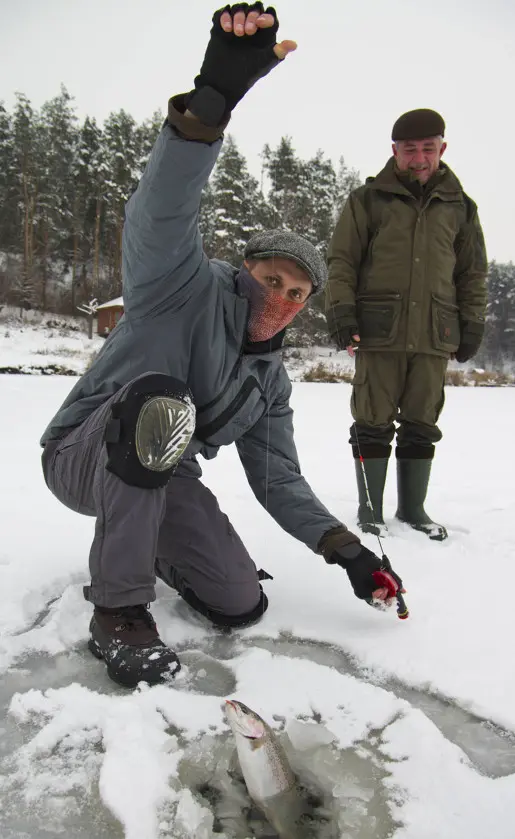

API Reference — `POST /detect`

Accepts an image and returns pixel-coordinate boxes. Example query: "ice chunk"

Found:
[285,719,336,752]
[175,788,213,838]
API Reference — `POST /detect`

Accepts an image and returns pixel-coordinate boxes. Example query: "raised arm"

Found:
[122,102,224,319]
[122,3,297,319]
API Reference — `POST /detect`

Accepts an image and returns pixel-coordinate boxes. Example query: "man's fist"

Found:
[185,4,297,126]
[219,3,297,58]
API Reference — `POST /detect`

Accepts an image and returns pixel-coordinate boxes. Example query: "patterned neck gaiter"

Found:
[236,266,305,342]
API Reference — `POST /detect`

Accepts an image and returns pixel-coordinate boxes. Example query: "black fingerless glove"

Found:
[335,324,360,351]
[325,302,358,350]
[185,3,281,126]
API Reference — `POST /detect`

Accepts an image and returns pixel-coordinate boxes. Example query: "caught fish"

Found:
[224,699,314,839]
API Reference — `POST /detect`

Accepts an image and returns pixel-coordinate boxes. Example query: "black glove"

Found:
[319,528,403,606]
[326,302,359,350]
[454,319,484,363]
[334,323,360,351]
[185,3,281,126]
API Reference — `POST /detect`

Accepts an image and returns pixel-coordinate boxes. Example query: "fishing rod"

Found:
[353,420,409,620]
[324,266,409,621]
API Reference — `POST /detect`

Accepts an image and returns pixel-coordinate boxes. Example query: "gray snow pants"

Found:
[41,377,262,620]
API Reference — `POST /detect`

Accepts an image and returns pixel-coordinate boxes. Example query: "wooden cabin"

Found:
[97,296,124,336]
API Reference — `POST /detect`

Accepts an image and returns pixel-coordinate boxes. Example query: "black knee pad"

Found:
[105,373,196,489]
[180,585,269,631]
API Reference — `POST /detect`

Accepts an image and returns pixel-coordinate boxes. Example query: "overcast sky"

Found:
[1,0,514,263]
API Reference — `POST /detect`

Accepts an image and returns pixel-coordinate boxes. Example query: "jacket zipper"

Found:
[196,297,250,416]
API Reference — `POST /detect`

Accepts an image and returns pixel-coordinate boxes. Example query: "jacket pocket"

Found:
[356,292,402,346]
[431,294,460,352]
[195,376,265,446]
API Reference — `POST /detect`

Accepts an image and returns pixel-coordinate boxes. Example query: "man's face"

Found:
[244,257,313,303]
[393,136,447,184]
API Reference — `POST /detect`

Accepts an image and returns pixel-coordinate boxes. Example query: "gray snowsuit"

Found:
[40,97,343,618]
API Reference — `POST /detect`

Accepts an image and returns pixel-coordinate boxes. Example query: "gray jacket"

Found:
[41,119,342,552]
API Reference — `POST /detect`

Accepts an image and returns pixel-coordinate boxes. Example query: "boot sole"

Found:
[87,638,180,688]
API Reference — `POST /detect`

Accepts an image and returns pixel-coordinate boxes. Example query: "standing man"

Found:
[40,4,405,689]
[326,109,487,540]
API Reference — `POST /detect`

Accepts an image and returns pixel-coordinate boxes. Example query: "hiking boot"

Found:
[395,456,448,541]
[88,604,180,687]
[354,455,389,537]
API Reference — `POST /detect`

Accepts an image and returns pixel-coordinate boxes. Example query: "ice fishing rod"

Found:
[353,421,409,620]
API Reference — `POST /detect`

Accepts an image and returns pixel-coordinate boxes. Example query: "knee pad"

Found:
[105,374,196,488]
[179,584,268,630]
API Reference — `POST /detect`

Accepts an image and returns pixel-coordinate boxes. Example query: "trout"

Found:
[224,699,313,839]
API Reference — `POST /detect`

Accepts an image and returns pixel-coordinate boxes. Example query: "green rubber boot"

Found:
[395,458,448,541]
[354,457,389,537]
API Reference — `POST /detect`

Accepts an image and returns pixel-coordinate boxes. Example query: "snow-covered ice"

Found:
[1,371,514,838]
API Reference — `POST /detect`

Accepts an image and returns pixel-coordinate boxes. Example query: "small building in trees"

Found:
[97,296,124,336]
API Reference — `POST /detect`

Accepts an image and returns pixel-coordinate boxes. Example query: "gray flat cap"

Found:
[244,230,328,294]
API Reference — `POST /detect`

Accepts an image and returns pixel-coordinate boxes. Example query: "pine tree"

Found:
[0,103,17,254]
[73,116,106,306]
[303,150,337,253]
[11,93,38,311]
[210,134,264,264]
[264,136,302,230]
[334,155,361,221]
[102,110,141,294]
[482,261,515,368]
[37,85,78,309]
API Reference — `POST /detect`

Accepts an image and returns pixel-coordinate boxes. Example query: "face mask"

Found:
[236,265,305,342]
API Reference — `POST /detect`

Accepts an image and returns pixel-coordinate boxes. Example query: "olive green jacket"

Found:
[325,158,487,356]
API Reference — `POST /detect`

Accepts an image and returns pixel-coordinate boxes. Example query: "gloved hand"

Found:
[454,319,484,363]
[335,324,360,354]
[326,303,359,352]
[319,527,404,607]
[185,3,297,126]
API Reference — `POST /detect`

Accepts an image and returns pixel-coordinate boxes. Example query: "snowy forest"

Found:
[0,86,514,367]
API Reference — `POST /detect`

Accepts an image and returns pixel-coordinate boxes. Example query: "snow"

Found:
[1,359,515,836]
[0,309,104,373]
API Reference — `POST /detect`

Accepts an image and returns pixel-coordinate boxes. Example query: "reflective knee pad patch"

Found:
[105,374,196,488]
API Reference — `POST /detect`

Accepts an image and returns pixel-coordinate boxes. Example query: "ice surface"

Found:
[1,374,515,838]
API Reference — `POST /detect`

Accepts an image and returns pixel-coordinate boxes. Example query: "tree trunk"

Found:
[93,196,102,295]
[40,218,49,312]
[71,194,80,311]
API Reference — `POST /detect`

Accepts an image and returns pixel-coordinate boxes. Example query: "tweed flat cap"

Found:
[244,230,328,294]
[392,108,445,142]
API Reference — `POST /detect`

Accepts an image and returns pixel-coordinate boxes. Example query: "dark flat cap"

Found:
[244,230,328,294]
[392,109,445,142]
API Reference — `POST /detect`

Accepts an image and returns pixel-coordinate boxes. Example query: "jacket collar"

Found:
[367,157,464,202]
